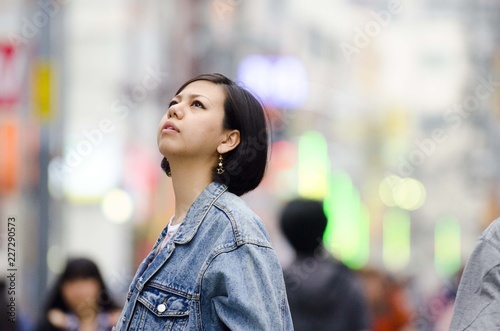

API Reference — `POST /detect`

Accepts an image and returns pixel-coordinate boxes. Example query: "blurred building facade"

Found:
[0,0,499,326]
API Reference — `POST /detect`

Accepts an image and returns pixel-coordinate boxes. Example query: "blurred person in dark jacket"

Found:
[280,198,370,331]
[36,257,121,331]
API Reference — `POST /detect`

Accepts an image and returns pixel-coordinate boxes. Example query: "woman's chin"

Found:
[158,142,174,156]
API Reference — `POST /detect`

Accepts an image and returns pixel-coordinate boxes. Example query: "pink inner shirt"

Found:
[153,217,181,258]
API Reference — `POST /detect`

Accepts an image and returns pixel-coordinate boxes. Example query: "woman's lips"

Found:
[162,121,179,133]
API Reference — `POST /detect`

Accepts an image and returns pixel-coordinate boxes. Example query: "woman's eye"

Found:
[192,100,204,108]
[168,100,177,108]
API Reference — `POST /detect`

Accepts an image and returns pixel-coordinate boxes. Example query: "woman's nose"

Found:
[167,105,176,118]
[167,103,182,119]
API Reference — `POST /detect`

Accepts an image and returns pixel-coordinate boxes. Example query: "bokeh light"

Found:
[298,130,329,200]
[435,216,461,277]
[379,175,427,210]
[101,188,133,223]
[237,54,308,109]
[383,208,411,272]
[47,245,66,274]
[324,171,370,269]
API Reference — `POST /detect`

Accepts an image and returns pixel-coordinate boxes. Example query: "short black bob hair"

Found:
[279,198,328,255]
[161,73,269,197]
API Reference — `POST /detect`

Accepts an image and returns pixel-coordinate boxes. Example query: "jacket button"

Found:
[157,304,166,312]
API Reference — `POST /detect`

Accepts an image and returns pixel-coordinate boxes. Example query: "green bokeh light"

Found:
[297,131,329,200]
[383,208,411,271]
[323,171,369,269]
[435,216,461,277]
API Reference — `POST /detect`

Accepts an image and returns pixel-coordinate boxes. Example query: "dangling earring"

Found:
[161,157,172,177]
[216,154,225,174]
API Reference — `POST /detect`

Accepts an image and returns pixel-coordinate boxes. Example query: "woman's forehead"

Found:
[177,80,225,102]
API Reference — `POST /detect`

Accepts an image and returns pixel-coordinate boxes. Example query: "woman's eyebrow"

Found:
[173,93,214,105]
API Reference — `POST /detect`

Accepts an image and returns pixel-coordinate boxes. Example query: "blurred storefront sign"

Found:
[0,43,21,109]
[237,54,308,109]
[32,60,54,120]
[0,119,18,193]
[0,42,21,193]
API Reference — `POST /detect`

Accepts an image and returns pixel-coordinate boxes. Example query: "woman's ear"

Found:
[217,130,240,154]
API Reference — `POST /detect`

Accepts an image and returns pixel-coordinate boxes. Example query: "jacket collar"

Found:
[173,181,227,244]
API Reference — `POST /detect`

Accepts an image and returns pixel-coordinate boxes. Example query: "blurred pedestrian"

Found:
[417,267,463,331]
[279,198,370,331]
[1,280,18,331]
[37,257,121,331]
[114,73,292,330]
[450,217,500,330]
[358,267,414,331]
[1,279,34,331]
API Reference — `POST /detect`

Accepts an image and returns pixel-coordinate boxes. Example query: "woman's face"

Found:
[61,278,101,316]
[157,80,235,163]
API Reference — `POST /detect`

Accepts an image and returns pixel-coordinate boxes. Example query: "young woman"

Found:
[37,257,122,331]
[114,73,293,330]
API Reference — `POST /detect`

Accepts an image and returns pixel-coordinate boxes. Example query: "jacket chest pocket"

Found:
[136,286,190,331]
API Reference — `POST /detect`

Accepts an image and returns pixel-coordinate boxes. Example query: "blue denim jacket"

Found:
[114,182,293,330]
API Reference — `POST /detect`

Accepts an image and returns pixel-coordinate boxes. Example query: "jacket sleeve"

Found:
[450,218,500,331]
[201,243,293,330]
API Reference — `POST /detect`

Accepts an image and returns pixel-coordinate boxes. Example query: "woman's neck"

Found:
[169,158,214,226]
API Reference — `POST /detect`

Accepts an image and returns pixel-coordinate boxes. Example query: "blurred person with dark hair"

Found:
[114,73,292,330]
[450,217,500,330]
[37,257,121,331]
[279,198,370,331]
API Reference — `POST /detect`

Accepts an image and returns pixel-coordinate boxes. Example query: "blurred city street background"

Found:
[0,0,499,329]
